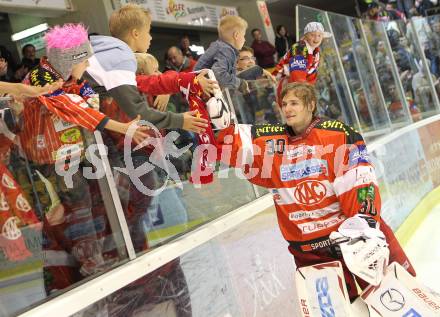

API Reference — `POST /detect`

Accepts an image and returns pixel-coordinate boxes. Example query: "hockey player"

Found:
[272,22,331,102]
[216,82,416,300]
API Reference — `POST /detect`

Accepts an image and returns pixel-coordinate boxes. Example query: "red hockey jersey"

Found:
[217,118,381,251]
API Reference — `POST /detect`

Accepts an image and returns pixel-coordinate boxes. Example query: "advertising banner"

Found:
[0,0,71,10]
[123,0,238,28]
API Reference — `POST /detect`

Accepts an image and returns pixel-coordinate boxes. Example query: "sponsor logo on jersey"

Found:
[349,145,369,166]
[286,145,316,159]
[299,214,345,233]
[290,56,307,71]
[60,128,82,144]
[253,124,285,137]
[2,173,16,189]
[294,180,327,205]
[316,277,336,317]
[16,194,31,212]
[280,159,328,182]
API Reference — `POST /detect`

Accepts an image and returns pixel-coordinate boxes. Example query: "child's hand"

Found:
[182,110,208,134]
[262,69,277,84]
[123,115,151,145]
[153,94,170,112]
[8,81,63,99]
[197,70,219,96]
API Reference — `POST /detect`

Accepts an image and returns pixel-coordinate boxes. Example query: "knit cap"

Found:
[45,23,93,80]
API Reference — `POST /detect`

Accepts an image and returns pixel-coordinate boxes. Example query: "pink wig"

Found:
[45,23,89,50]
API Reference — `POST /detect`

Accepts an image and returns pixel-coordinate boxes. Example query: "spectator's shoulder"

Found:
[316,119,363,143]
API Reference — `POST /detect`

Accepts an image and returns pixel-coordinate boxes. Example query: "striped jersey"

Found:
[20,58,107,164]
[216,118,381,246]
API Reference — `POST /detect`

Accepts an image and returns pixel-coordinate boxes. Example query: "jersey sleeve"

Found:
[216,124,273,188]
[136,71,196,96]
[37,94,107,132]
[332,124,381,222]
[272,50,291,79]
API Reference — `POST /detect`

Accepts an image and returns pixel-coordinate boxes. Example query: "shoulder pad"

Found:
[317,120,363,143]
[252,124,286,138]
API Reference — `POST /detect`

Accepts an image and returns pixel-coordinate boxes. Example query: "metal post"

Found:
[376,21,413,124]
[353,19,394,129]
[91,131,136,260]
[346,18,380,130]
[324,12,363,132]
[409,17,440,112]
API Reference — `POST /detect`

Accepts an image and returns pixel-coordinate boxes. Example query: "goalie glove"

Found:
[329,215,389,286]
[204,69,236,129]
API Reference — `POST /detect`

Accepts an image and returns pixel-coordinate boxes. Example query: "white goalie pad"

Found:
[295,261,353,317]
[360,262,440,317]
[204,69,236,129]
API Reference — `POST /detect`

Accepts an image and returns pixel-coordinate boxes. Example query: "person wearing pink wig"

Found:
[17,23,152,293]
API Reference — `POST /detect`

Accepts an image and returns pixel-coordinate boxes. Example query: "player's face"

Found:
[281,90,314,128]
[304,31,323,48]
[133,22,152,53]
[237,51,256,70]
[71,59,90,79]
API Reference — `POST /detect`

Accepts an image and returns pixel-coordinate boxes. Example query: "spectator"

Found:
[385,3,406,20]
[415,0,437,16]
[272,21,331,101]
[194,15,249,92]
[0,46,16,82]
[365,3,390,21]
[251,28,277,68]
[427,17,440,77]
[164,46,197,73]
[236,46,276,81]
[21,44,40,69]
[275,25,294,60]
[180,35,199,60]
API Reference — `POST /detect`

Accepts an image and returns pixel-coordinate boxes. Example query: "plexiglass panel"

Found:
[0,98,130,316]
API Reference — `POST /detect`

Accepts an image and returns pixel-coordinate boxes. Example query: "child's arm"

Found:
[211,51,244,90]
[37,94,148,144]
[0,81,63,98]
[216,124,274,188]
[136,70,217,96]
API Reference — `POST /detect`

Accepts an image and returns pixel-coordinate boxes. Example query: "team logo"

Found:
[2,217,21,240]
[2,173,16,189]
[380,288,405,312]
[272,189,281,202]
[16,194,31,212]
[294,180,327,205]
[0,192,9,211]
[286,145,316,159]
